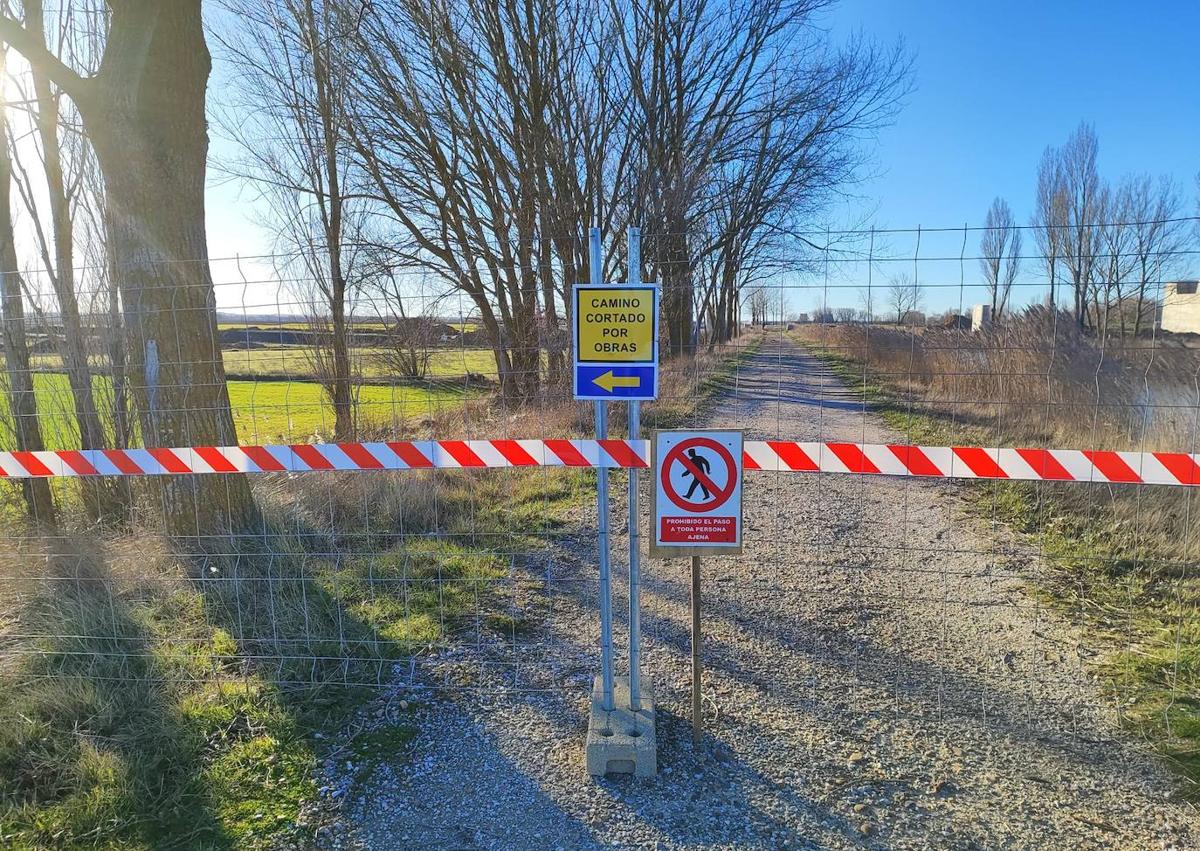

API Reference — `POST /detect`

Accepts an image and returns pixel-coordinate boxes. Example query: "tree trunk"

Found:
[0,114,54,526]
[74,2,254,537]
[329,273,353,440]
[1047,256,1056,311]
[104,212,131,450]
[26,0,120,519]
[1133,257,1148,339]
[660,230,693,357]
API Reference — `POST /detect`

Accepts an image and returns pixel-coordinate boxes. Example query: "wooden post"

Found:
[691,555,702,743]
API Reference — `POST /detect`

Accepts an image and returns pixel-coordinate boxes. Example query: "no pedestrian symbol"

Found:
[651,430,744,556]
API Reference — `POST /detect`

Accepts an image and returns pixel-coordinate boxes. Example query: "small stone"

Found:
[858,821,874,837]
[853,803,868,814]
[399,700,410,710]
[929,779,956,796]
[847,751,866,765]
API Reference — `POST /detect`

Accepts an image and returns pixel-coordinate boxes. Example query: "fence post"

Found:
[627,226,642,712]
[591,226,614,712]
[691,554,702,744]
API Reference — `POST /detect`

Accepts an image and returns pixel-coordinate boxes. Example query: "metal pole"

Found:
[591,226,614,712]
[627,227,642,712]
[691,555,702,743]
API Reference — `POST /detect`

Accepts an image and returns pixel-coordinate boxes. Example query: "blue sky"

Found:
[820,0,1199,229]
[808,0,1200,313]
[203,1,1200,315]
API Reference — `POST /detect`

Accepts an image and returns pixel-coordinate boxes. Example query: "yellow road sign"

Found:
[575,287,655,363]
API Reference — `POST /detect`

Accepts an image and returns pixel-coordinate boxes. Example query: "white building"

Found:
[970,304,992,331]
[1161,281,1200,334]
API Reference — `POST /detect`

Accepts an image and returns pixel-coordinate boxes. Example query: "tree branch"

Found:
[0,15,90,103]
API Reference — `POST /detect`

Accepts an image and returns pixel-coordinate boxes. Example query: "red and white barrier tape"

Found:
[0,439,1197,487]
[743,441,1200,487]
[0,440,648,478]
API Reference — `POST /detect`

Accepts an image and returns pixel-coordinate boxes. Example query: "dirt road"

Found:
[328,336,1197,850]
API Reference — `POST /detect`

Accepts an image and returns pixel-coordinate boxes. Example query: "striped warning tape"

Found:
[0,440,1197,486]
[0,440,649,478]
[742,441,1200,486]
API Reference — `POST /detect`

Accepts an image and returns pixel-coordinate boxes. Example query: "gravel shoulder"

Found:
[322,335,1199,850]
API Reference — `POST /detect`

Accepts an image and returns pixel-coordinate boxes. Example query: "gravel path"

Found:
[323,335,1198,850]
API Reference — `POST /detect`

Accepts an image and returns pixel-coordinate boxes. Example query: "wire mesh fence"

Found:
[1,219,1199,842]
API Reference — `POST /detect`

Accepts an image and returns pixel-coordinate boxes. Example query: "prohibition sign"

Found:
[661,437,738,512]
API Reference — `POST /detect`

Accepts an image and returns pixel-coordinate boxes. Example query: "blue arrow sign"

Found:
[574,364,657,400]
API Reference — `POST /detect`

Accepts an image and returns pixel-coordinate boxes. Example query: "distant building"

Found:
[971,304,992,331]
[1161,280,1200,334]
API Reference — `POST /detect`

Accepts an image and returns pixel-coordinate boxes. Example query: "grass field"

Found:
[227,380,478,443]
[7,372,482,449]
[28,345,498,381]
[0,467,584,849]
[215,321,482,333]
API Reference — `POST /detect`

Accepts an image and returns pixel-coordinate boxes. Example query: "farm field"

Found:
[26,346,498,381]
[4,373,481,448]
[221,346,497,380]
[214,320,482,333]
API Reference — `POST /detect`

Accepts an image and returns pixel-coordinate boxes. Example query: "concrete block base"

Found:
[586,675,656,777]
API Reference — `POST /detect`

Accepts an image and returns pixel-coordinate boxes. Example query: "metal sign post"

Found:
[581,226,660,778]
[574,228,659,717]
[589,227,614,712]
[691,554,702,743]
[627,227,643,713]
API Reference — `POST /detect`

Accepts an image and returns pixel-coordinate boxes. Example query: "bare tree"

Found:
[746,286,770,327]
[1052,123,1103,331]
[1124,174,1187,337]
[341,0,906,391]
[1093,181,1137,340]
[3,0,125,518]
[1032,147,1068,312]
[0,1,255,536]
[886,272,922,325]
[617,0,908,355]
[359,243,460,380]
[858,285,877,323]
[347,0,608,400]
[685,27,909,347]
[216,0,368,439]
[979,197,1021,321]
[0,41,53,525]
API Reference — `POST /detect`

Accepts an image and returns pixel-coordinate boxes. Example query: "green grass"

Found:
[29,346,498,380]
[800,335,1200,796]
[0,576,323,850]
[219,345,497,380]
[0,528,516,847]
[6,372,482,448]
[226,379,479,443]
[0,459,599,848]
